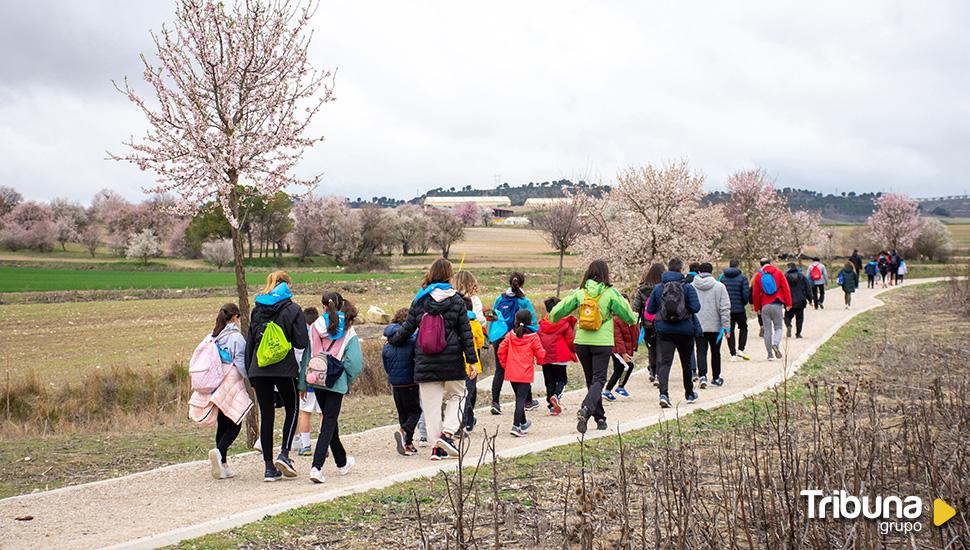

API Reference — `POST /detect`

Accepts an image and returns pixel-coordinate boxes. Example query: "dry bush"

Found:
[354,339,390,396]
[947,261,970,315]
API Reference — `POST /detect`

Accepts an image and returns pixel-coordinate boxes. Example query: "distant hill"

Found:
[706,188,883,222]
[413,180,609,207]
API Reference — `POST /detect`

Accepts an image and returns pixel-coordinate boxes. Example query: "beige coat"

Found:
[188,363,254,426]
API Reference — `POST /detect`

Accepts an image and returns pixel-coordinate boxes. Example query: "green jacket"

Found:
[549,280,637,346]
[298,334,363,395]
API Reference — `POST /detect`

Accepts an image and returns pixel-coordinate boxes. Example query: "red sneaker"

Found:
[549,395,563,415]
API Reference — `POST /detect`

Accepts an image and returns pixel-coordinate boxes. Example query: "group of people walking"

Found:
[187,248,897,481]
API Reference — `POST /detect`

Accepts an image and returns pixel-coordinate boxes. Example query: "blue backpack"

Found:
[760,270,777,295]
[494,295,521,332]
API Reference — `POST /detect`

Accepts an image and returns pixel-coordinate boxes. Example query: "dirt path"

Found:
[0,281,933,549]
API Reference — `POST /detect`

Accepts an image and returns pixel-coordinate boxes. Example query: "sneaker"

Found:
[394,429,407,456]
[404,444,419,456]
[430,447,449,461]
[602,390,616,401]
[615,387,630,398]
[490,402,502,415]
[738,351,751,361]
[549,395,563,415]
[309,466,325,484]
[208,448,223,480]
[436,434,460,457]
[337,456,356,476]
[652,376,660,387]
[796,334,804,339]
[786,326,792,338]
[729,354,738,362]
[274,454,297,478]
[686,392,699,403]
[525,399,540,412]
[263,466,283,482]
[510,425,526,437]
[576,406,591,434]
[298,445,313,457]
[767,354,774,361]
[253,438,263,452]
[820,303,824,309]
[659,395,671,408]
[712,378,724,387]
[464,417,478,432]
[221,465,235,479]
[649,373,657,383]
[595,419,608,431]
[759,327,764,338]
[418,437,429,448]
[772,345,783,359]
[699,376,708,389]
[520,420,531,433]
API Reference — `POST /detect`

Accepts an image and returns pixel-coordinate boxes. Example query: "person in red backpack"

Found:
[537,296,576,415]
[389,258,478,460]
[604,303,640,401]
[751,258,792,361]
[498,309,547,437]
[805,257,828,309]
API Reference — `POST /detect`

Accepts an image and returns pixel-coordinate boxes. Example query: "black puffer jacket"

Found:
[390,290,476,383]
[630,283,655,326]
[785,268,812,309]
[245,299,308,379]
[720,267,751,314]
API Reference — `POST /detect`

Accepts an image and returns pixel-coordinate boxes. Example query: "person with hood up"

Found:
[646,257,701,408]
[805,257,828,309]
[389,258,478,460]
[245,271,308,482]
[719,260,752,361]
[487,272,540,415]
[498,309,547,437]
[692,263,730,389]
[301,291,362,484]
[784,262,812,339]
[751,259,792,360]
[849,249,863,275]
[864,259,878,289]
[631,263,665,383]
[537,296,576,415]
[383,308,421,456]
[837,262,859,309]
[550,260,637,433]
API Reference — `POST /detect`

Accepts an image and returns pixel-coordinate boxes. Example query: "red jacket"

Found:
[751,264,792,311]
[538,316,577,364]
[612,316,639,355]
[498,331,547,383]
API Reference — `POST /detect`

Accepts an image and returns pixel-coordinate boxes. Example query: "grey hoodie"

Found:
[214,323,248,378]
[691,273,731,333]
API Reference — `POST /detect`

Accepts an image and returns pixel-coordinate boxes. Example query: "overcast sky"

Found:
[1,1,968,204]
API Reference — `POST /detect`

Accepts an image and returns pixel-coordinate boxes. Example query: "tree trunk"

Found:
[227,184,259,448]
[556,248,565,297]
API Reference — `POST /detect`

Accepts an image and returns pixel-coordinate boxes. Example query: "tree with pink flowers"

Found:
[453,201,483,226]
[864,193,922,251]
[111,0,334,327]
[721,168,790,270]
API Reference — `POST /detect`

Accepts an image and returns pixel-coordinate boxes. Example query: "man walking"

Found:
[752,258,792,361]
[805,257,827,309]
[784,262,812,339]
[645,257,701,408]
[720,259,751,361]
[692,263,730,388]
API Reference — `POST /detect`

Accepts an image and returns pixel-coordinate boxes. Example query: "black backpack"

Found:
[658,281,689,323]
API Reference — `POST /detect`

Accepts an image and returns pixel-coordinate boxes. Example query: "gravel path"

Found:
[0,282,921,549]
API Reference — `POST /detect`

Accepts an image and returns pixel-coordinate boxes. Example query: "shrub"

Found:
[201,239,234,268]
[0,201,55,252]
[125,229,162,265]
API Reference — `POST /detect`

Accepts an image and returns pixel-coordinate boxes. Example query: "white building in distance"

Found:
[523,197,571,209]
[423,196,512,208]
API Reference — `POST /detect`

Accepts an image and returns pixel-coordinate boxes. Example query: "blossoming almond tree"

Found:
[782,209,822,263]
[721,168,790,271]
[865,193,922,252]
[577,161,724,282]
[111,0,334,327]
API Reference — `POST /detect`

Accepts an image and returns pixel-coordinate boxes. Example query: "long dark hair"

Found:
[321,291,358,336]
[581,260,611,287]
[639,263,665,287]
[509,271,526,298]
[513,309,533,338]
[212,303,240,338]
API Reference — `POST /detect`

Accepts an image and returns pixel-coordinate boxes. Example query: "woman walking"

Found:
[631,263,664,384]
[245,271,308,482]
[549,260,637,434]
[390,258,479,460]
[838,262,859,309]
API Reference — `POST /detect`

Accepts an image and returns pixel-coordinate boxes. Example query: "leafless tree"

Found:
[533,198,584,295]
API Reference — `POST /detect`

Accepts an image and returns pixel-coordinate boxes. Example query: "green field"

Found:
[0,266,406,293]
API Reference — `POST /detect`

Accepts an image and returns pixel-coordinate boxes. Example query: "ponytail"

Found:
[321,290,359,336]
[509,271,526,298]
[212,303,240,338]
[512,308,532,338]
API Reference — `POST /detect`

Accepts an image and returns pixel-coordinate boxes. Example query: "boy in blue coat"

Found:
[383,308,421,456]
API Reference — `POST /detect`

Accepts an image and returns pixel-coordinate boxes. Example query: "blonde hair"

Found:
[452,270,479,296]
[261,271,291,294]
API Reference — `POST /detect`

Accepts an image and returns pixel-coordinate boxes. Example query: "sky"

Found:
[1,0,968,204]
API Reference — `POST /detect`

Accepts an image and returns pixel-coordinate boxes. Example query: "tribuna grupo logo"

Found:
[801,490,958,535]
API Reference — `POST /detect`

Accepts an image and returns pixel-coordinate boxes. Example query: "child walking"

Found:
[295,307,320,456]
[498,309,546,436]
[537,296,576,415]
[383,308,421,456]
[837,262,859,309]
[452,271,487,432]
[301,291,362,484]
[603,307,639,400]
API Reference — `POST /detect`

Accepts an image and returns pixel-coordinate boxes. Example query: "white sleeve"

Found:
[472,296,485,324]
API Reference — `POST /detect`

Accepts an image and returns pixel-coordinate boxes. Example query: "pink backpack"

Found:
[188,336,227,393]
[417,313,447,354]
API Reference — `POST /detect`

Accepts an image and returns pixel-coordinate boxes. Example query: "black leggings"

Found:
[511,381,531,426]
[251,376,299,465]
[576,344,612,422]
[215,411,241,462]
[606,354,634,390]
[311,390,347,469]
[695,332,722,380]
[542,364,568,404]
[392,384,422,445]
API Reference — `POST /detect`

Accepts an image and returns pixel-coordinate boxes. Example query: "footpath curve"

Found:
[0,280,941,549]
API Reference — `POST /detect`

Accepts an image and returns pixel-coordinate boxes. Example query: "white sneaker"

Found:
[309,467,326,484]
[337,456,356,476]
[729,354,738,362]
[253,439,262,452]
[208,449,223,480]
[738,351,751,361]
[221,465,235,479]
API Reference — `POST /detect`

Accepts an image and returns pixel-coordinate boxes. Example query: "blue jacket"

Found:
[719,267,751,314]
[382,323,416,385]
[646,272,702,336]
[488,292,539,343]
[865,261,878,276]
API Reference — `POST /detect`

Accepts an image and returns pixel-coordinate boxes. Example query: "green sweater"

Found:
[549,280,637,346]
[298,335,363,395]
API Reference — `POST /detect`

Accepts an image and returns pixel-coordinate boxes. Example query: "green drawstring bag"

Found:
[256,321,292,367]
